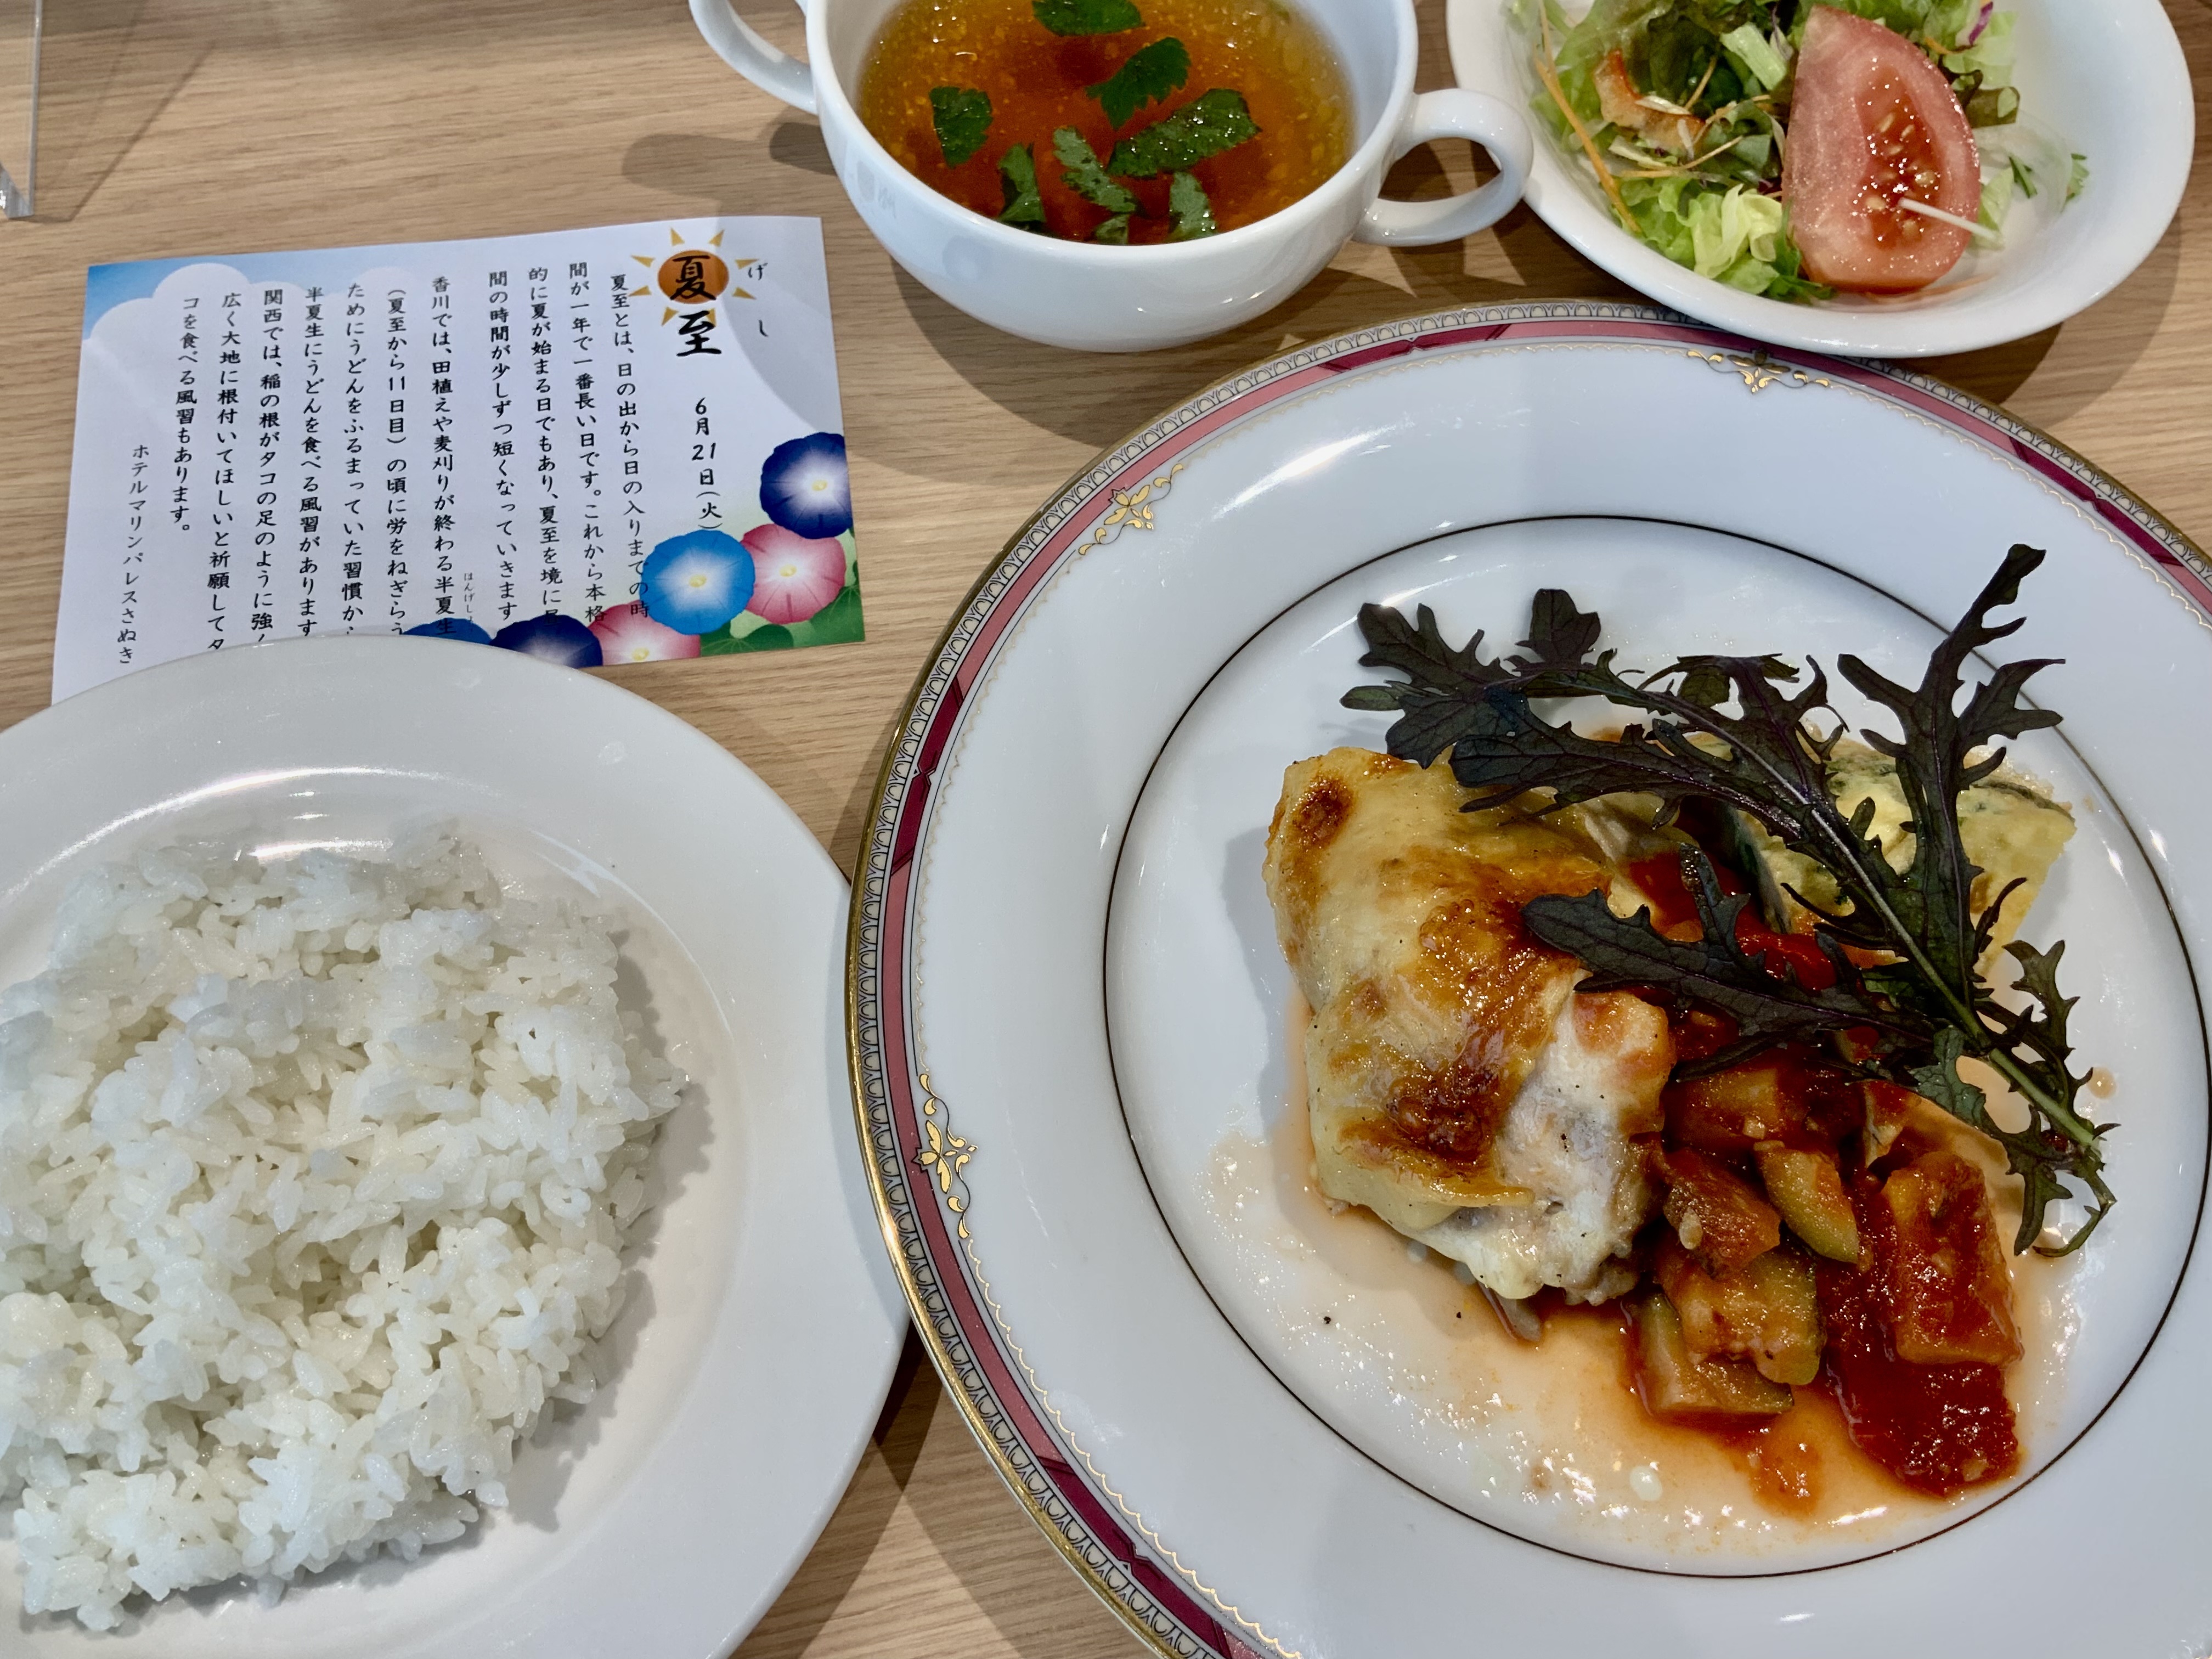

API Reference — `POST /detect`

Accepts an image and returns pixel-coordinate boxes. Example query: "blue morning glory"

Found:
[492,613,605,668]
[759,432,853,540]
[405,617,492,644]
[641,528,755,634]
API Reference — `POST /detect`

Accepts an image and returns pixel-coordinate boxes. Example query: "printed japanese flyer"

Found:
[52,216,861,702]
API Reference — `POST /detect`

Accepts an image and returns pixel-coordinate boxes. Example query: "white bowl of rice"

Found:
[0,635,904,1653]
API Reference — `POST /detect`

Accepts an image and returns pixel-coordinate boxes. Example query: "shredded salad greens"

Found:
[1510,0,2085,303]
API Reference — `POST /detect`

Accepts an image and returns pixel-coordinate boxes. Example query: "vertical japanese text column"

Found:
[386,286,411,629]
[429,278,460,624]
[298,289,326,632]
[529,267,562,616]
[568,259,605,619]
[487,270,518,627]
[335,286,371,636]
[609,274,646,600]
[251,286,286,642]
[207,292,244,648]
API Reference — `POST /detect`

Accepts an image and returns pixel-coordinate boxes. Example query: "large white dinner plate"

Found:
[0,636,906,1656]
[848,304,2212,1659]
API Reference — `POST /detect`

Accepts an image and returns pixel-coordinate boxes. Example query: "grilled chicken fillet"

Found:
[1263,749,1675,1305]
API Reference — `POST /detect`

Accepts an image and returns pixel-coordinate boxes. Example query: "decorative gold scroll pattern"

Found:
[1078,462,1187,555]
[915,1073,977,1240]
[1685,346,1835,393]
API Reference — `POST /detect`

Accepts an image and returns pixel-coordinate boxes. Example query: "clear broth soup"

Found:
[857,0,1353,244]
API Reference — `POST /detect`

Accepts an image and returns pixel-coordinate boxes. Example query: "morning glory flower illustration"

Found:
[742,524,849,624]
[641,528,756,634]
[492,613,604,668]
[405,617,492,644]
[759,432,852,540]
[590,601,703,663]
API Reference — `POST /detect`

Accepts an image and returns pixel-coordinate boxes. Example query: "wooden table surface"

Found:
[0,1,2204,1652]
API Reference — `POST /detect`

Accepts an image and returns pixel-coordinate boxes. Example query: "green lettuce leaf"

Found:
[1618,177,1829,301]
[1554,0,1671,76]
[1976,157,2013,239]
[1942,9,2015,87]
[1688,182,1783,276]
[1718,21,1790,87]
[1963,84,2019,126]
[1786,0,1937,44]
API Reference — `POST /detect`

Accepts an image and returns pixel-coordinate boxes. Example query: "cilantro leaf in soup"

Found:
[1053,126,1139,212]
[1167,170,1217,239]
[929,86,993,167]
[997,144,1047,228]
[1032,0,1144,37]
[1108,88,1259,177]
[1093,213,1133,244]
[1086,36,1191,129]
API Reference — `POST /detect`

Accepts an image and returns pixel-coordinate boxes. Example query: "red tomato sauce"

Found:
[1812,1174,2020,1496]
[1625,850,1705,933]
[1609,836,2022,1501]
[1624,847,1835,988]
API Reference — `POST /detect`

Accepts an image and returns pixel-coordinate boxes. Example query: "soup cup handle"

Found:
[1354,88,1532,246]
[690,0,818,115]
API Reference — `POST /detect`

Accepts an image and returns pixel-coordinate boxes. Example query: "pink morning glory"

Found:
[742,524,848,624]
[590,602,702,663]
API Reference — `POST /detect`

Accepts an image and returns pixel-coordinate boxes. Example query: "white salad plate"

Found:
[0,635,906,1656]
[849,303,2212,1658]
[1446,0,2194,358]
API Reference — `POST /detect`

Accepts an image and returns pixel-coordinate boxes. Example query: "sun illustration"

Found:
[631,226,756,326]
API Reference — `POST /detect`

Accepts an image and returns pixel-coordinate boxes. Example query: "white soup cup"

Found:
[691,0,1533,352]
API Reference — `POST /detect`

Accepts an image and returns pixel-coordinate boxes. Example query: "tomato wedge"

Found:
[1782,6,1981,292]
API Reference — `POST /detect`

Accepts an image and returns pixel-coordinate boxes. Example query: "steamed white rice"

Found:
[0,832,681,1628]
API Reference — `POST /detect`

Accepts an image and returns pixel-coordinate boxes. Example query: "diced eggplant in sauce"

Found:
[1652,1235,1825,1387]
[1659,1147,1782,1276]
[1756,1143,1861,1265]
[1633,1289,1796,1425]
[1883,1150,2023,1367]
